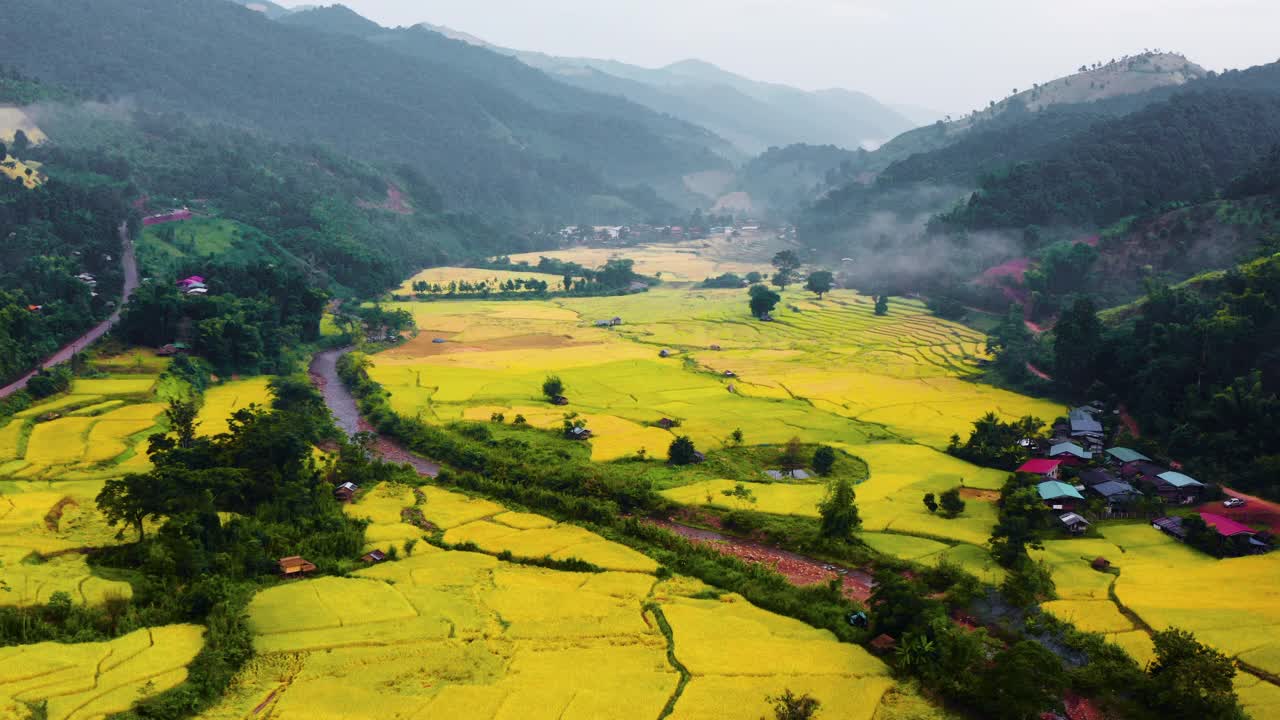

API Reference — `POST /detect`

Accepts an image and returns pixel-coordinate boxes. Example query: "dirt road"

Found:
[308,347,440,477]
[0,222,138,400]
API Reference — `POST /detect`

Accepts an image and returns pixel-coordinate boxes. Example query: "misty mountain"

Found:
[226,0,294,19]
[505,50,917,156]
[0,0,732,221]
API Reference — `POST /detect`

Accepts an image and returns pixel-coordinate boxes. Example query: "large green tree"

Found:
[817,476,860,540]
[1053,296,1102,394]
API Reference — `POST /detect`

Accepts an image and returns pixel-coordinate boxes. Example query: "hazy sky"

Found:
[318,0,1279,113]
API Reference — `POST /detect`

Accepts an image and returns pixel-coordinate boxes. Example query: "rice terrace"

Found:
[3,3,1280,720]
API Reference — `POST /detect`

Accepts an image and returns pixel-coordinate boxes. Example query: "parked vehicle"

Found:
[1224,497,1247,508]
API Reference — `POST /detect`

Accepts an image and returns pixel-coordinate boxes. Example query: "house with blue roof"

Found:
[1105,447,1151,465]
[1050,441,1092,464]
[1038,480,1085,511]
[1153,471,1206,505]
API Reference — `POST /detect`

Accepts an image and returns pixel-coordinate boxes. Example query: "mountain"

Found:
[507,52,917,156]
[0,0,733,222]
[226,0,293,19]
[854,52,1209,178]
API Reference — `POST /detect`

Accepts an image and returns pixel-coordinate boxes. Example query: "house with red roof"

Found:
[1017,458,1064,479]
[1200,513,1255,538]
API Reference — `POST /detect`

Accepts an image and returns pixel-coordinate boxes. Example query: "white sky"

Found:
[313,0,1280,113]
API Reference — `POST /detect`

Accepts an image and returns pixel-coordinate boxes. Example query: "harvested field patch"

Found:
[70,376,158,396]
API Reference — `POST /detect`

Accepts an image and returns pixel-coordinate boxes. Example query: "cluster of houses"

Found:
[75,272,101,298]
[1019,444,1206,518]
[177,275,208,296]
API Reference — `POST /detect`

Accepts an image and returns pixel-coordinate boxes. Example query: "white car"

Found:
[1224,497,1247,508]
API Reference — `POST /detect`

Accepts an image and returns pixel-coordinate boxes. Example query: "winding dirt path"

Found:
[0,222,138,399]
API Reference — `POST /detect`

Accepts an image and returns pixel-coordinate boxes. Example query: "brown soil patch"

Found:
[959,488,1000,502]
[44,497,77,531]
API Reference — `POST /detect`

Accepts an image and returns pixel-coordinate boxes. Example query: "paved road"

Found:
[309,347,441,477]
[0,222,138,400]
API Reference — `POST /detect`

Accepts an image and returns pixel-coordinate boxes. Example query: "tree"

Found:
[939,488,966,518]
[749,284,781,319]
[668,436,700,465]
[990,482,1049,568]
[923,493,939,513]
[804,271,834,299]
[746,271,763,284]
[730,428,744,446]
[1145,628,1243,720]
[1054,296,1101,394]
[975,641,1066,720]
[874,295,889,316]
[542,375,564,401]
[818,477,860,540]
[722,483,757,508]
[764,690,820,720]
[812,445,836,476]
[780,437,805,471]
[771,250,801,289]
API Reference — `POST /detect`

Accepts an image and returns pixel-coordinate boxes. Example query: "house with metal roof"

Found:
[1049,442,1092,463]
[1018,458,1064,479]
[1089,480,1141,507]
[1079,469,1121,487]
[1106,447,1151,464]
[1038,480,1085,510]
[1059,512,1091,535]
[1069,408,1104,437]
[1153,471,1205,504]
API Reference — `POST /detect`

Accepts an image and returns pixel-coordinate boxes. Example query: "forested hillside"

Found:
[0,0,729,221]
[940,91,1280,231]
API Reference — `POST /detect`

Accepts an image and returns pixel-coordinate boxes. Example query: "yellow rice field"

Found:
[397,266,571,294]
[203,543,902,720]
[70,376,159,396]
[196,378,273,436]
[0,624,205,719]
[505,236,775,283]
[0,107,47,146]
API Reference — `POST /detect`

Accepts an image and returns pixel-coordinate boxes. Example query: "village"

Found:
[1016,404,1274,555]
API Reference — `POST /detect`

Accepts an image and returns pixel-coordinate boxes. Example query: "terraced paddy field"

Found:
[370,287,1061,460]
[1028,523,1280,709]
[0,624,205,720]
[204,481,905,720]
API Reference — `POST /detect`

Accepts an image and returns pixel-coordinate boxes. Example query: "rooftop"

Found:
[1050,442,1091,460]
[1038,481,1085,501]
[1092,480,1138,498]
[1018,458,1064,475]
[1069,408,1104,434]
[1157,471,1204,488]
[1106,447,1151,463]
[1200,513,1255,538]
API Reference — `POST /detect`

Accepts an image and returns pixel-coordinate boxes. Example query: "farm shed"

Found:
[765,469,810,481]
[1038,481,1085,511]
[1152,516,1188,540]
[656,418,677,429]
[1059,512,1091,535]
[360,550,387,564]
[869,634,897,654]
[278,556,317,578]
[1106,447,1150,464]
[568,427,593,440]
[551,396,569,406]
[1049,442,1092,463]
[334,482,358,502]
[659,349,673,358]
[1018,458,1065,479]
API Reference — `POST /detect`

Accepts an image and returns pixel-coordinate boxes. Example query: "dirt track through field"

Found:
[0,222,138,400]
[309,347,440,477]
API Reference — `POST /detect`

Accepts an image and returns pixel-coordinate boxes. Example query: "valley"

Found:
[2,1,1280,719]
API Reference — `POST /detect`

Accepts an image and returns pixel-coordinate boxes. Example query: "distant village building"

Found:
[143,208,193,226]
[1068,407,1105,447]
[1089,479,1141,508]
[656,418,677,430]
[360,550,387,564]
[334,482,359,502]
[551,395,570,406]
[278,556,317,578]
[568,426,593,440]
